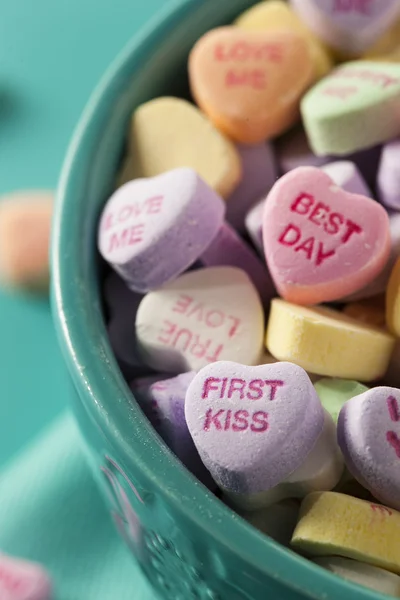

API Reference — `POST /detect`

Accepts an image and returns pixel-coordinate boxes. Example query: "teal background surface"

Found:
[0,0,169,466]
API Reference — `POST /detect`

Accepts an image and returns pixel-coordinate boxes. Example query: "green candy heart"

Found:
[314,378,368,423]
[301,61,400,155]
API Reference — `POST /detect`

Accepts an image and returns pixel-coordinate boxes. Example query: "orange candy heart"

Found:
[189,27,314,144]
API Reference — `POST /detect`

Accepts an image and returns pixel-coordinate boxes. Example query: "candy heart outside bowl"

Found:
[51,1,386,600]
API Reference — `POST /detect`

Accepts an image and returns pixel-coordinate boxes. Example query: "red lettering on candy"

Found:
[322,86,358,99]
[331,68,400,90]
[203,408,225,431]
[215,41,283,63]
[232,409,249,431]
[387,431,400,458]
[228,378,246,400]
[370,503,393,516]
[333,0,372,14]
[387,396,400,422]
[226,69,267,89]
[169,295,241,338]
[108,224,145,253]
[202,377,221,399]
[251,411,269,432]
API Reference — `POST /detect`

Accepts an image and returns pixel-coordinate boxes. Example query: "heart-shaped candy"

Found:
[235,0,333,80]
[98,168,225,293]
[338,387,400,511]
[128,97,242,199]
[290,0,400,55]
[135,267,264,373]
[189,27,314,144]
[301,61,400,155]
[262,166,390,305]
[185,361,325,498]
[0,553,52,600]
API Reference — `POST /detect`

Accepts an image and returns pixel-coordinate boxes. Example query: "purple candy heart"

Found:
[226,143,277,232]
[131,372,215,488]
[185,361,324,495]
[338,386,400,510]
[322,161,372,197]
[290,0,400,55]
[200,222,276,307]
[98,167,225,293]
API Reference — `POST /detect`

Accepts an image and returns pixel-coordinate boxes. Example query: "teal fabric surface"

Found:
[0,1,172,598]
[0,412,155,600]
[0,0,171,464]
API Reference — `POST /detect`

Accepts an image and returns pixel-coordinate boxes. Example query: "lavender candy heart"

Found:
[226,143,277,232]
[103,272,152,378]
[322,161,373,197]
[290,0,400,55]
[245,199,264,257]
[98,167,225,293]
[275,127,331,175]
[185,361,325,509]
[200,222,276,307]
[378,139,400,210]
[131,372,215,487]
[338,386,400,511]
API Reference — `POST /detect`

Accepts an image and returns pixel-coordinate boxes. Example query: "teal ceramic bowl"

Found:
[51,1,386,599]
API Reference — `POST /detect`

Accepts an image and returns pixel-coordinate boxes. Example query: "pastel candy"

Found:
[98,168,225,293]
[226,142,277,232]
[378,139,400,210]
[131,372,214,486]
[275,127,330,174]
[321,161,372,197]
[338,386,400,510]
[136,267,264,373]
[314,378,368,422]
[103,272,151,378]
[235,0,333,80]
[128,97,242,199]
[266,299,395,381]
[291,492,400,574]
[0,191,53,292]
[315,557,400,597]
[362,17,400,62]
[386,257,400,336]
[290,0,400,56]
[185,360,326,509]
[262,167,390,305]
[0,553,52,600]
[200,222,275,307]
[240,499,300,546]
[343,295,385,327]
[245,199,265,256]
[301,61,400,156]
[343,212,400,301]
[189,27,314,144]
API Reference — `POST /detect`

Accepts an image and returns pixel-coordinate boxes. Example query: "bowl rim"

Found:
[51,1,386,598]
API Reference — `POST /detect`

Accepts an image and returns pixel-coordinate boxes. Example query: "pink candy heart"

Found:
[262,166,390,305]
[0,554,51,600]
[290,0,400,55]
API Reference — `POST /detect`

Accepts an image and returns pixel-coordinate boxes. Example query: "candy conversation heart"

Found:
[135,267,264,373]
[290,0,400,56]
[128,97,242,199]
[301,61,400,155]
[0,553,52,600]
[98,168,225,293]
[262,166,390,305]
[185,361,325,500]
[235,0,333,80]
[292,492,400,574]
[338,387,400,511]
[189,27,314,144]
